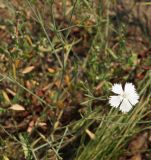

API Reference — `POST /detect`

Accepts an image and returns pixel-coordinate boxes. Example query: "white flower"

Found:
[109,83,139,113]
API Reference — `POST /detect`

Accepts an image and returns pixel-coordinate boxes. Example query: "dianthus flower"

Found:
[109,83,139,113]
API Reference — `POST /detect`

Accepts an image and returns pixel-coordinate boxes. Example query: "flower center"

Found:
[121,92,127,99]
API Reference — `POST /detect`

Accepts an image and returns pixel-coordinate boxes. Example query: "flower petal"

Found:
[127,92,139,105]
[124,83,139,105]
[112,83,123,94]
[109,96,123,108]
[120,98,133,113]
[124,83,136,95]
